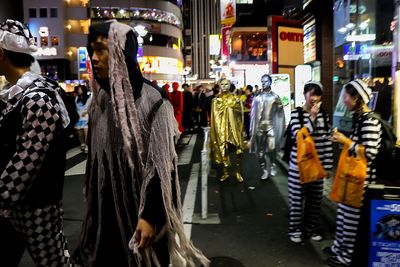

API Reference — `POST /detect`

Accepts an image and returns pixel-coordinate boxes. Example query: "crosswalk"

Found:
[65,148,86,176]
[64,133,199,240]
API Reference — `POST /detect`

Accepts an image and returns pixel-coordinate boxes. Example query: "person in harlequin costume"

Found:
[210,78,244,182]
[249,74,285,180]
[0,19,72,266]
[171,82,184,132]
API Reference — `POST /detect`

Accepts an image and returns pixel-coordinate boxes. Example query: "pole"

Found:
[394,0,400,139]
[201,126,210,219]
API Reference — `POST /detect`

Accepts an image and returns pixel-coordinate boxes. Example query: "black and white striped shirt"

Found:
[350,112,382,183]
[289,108,333,171]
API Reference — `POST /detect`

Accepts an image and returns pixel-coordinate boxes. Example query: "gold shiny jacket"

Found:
[210,92,244,166]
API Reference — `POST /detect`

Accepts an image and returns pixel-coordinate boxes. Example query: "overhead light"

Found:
[338,27,347,34]
[345,34,376,42]
[66,24,72,30]
[346,23,356,30]
[359,19,370,31]
[134,25,148,37]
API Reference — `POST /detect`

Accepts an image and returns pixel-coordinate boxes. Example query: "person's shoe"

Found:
[289,232,303,244]
[80,144,86,151]
[261,170,269,181]
[235,172,244,183]
[270,164,277,176]
[84,146,89,154]
[219,173,229,182]
[326,256,349,267]
[309,233,323,241]
[323,246,337,257]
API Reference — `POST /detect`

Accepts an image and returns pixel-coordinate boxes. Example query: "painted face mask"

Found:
[261,75,272,90]
[220,79,231,93]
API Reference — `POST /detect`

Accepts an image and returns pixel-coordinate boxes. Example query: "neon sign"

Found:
[33,47,57,56]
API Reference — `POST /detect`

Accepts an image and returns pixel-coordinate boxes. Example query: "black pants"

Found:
[0,217,26,267]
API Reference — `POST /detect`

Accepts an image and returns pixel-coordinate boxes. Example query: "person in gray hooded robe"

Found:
[72,20,209,267]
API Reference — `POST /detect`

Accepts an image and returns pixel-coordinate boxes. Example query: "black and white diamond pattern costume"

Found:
[0,71,72,266]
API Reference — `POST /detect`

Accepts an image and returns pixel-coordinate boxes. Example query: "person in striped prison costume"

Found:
[287,81,333,244]
[326,79,382,267]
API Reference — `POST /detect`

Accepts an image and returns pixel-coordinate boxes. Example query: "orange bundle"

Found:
[296,127,327,184]
[330,143,367,208]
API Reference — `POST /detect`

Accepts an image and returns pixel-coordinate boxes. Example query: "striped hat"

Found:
[0,19,37,54]
[347,79,371,104]
[304,80,323,90]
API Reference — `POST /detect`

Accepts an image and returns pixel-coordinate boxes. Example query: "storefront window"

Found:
[29,8,37,18]
[51,36,59,46]
[50,8,58,18]
[41,36,48,47]
[333,0,394,131]
[230,31,267,61]
[39,8,47,18]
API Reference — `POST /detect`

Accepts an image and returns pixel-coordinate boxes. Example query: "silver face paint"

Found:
[249,74,285,179]
[261,76,272,91]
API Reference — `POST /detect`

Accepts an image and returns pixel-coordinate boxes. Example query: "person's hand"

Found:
[275,97,282,106]
[331,128,352,145]
[310,102,320,121]
[134,218,156,249]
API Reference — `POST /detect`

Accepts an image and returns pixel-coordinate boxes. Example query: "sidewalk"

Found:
[189,132,333,266]
[275,151,338,230]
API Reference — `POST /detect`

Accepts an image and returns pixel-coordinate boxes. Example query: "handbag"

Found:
[296,127,326,184]
[330,143,367,208]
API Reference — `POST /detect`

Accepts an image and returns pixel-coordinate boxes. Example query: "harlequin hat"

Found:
[0,19,37,54]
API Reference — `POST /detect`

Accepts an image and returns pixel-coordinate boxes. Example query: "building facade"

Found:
[283,0,334,113]
[23,0,90,81]
[184,0,220,81]
[90,0,184,84]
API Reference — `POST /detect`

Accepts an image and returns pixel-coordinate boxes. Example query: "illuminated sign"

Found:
[370,45,393,67]
[343,43,371,61]
[303,19,316,63]
[271,74,291,126]
[220,0,236,26]
[279,31,303,42]
[78,47,87,72]
[345,34,376,42]
[39,26,49,37]
[278,26,304,66]
[139,56,183,75]
[209,34,221,56]
[294,65,312,107]
[33,47,57,56]
[221,26,232,62]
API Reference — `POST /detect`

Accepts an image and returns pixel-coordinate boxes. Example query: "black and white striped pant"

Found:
[331,203,361,266]
[288,165,324,236]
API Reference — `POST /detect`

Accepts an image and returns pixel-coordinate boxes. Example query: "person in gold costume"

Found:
[210,78,244,182]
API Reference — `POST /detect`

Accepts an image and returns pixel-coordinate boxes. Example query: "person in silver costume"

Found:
[250,74,285,180]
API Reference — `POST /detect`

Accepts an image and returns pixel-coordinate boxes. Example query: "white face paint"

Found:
[261,75,272,90]
[220,79,231,93]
